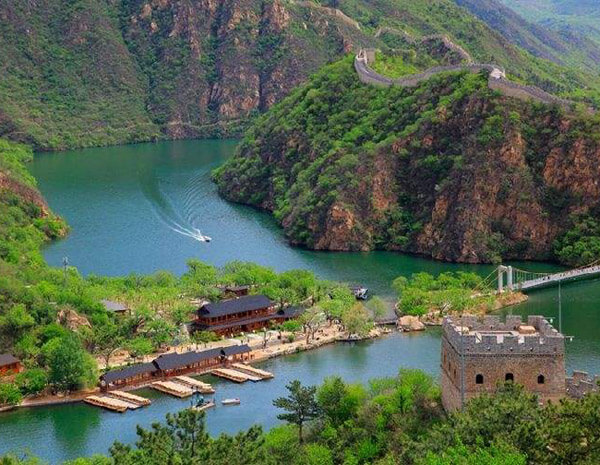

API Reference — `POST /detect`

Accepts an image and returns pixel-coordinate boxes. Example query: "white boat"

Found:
[203,235,212,242]
[221,398,240,405]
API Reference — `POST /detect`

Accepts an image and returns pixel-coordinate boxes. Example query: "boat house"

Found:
[0,354,22,376]
[195,295,285,336]
[99,362,157,391]
[99,345,251,391]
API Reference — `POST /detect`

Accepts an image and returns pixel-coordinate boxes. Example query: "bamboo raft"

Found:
[151,381,194,398]
[84,395,138,413]
[174,376,215,393]
[211,368,259,383]
[231,363,274,380]
[108,390,151,406]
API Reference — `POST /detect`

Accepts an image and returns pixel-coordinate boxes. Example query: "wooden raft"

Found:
[108,390,151,406]
[151,381,194,398]
[174,376,215,393]
[231,363,274,379]
[84,395,137,413]
[212,368,259,383]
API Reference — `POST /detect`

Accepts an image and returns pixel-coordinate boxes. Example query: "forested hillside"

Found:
[0,0,599,150]
[215,56,600,264]
[455,0,600,71]
[500,0,600,46]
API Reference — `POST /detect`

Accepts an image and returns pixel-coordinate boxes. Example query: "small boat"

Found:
[349,285,368,300]
[221,398,241,406]
[192,401,215,412]
[203,235,212,242]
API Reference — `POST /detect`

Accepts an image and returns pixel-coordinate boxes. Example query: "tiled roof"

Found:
[0,353,19,367]
[221,344,251,356]
[153,348,222,371]
[100,362,157,384]
[200,295,273,317]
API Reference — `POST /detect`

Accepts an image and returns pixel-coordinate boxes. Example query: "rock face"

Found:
[215,58,600,264]
[105,0,370,140]
[398,316,425,332]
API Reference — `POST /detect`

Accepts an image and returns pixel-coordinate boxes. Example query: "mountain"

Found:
[0,0,371,150]
[1,0,599,151]
[499,0,600,47]
[455,0,600,71]
[214,56,600,264]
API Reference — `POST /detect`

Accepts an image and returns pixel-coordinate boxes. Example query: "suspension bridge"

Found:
[494,259,600,293]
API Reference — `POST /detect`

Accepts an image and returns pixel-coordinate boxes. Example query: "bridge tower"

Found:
[497,265,514,293]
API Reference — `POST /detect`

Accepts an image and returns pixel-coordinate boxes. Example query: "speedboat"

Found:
[203,235,212,242]
[221,398,240,405]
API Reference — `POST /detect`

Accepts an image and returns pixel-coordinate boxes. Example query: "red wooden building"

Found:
[195,295,289,336]
[0,354,23,376]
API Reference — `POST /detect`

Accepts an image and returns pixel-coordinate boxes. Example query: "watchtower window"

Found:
[475,374,484,385]
[537,375,545,385]
[505,373,514,382]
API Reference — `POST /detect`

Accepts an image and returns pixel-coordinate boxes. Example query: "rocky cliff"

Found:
[1,0,600,150]
[214,57,600,263]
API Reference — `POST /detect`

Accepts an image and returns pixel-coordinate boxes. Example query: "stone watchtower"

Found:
[441,315,565,411]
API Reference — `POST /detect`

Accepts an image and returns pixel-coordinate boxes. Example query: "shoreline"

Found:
[5,291,526,412]
[9,325,390,411]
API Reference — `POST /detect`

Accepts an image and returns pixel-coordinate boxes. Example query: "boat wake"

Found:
[140,171,211,243]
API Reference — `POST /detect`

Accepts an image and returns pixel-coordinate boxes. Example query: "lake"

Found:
[0,139,597,463]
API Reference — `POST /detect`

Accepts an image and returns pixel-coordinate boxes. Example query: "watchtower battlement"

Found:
[443,315,564,356]
[441,314,566,411]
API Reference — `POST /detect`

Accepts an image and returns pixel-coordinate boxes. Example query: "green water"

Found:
[0,139,597,463]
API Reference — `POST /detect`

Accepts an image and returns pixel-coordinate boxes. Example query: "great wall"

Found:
[355,48,584,111]
[293,0,361,30]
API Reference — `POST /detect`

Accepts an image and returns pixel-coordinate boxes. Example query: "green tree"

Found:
[15,368,48,396]
[0,383,23,406]
[90,323,124,369]
[341,304,373,337]
[126,337,154,362]
[191,331,219,349]
[273,380,321,442]
[419,443,526,465]
[47,336,98,392]
[317,376,366,426]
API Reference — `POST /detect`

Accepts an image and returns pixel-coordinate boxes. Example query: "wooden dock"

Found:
[84,395,135,413]
[231,363,274,380]
[212,368,256,383]
[151,381,194,398]
[108,390,151,406]
[174,376,215,393]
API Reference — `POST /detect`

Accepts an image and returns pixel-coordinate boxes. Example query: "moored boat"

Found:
[221,398,240,405]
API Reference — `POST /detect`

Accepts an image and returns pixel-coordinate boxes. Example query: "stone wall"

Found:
[355,50,588,112]
[443,315,565,356]
[441,315,566,411]
[566,371,600,399]
[294,1,360,30]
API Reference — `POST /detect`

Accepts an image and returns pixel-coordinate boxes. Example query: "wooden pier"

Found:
[108,390,151,406]
[151,381,194,398]
[84,395,135,413]
[231,363,274,380]
[174,376,215,393]
[212,368,255,383]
